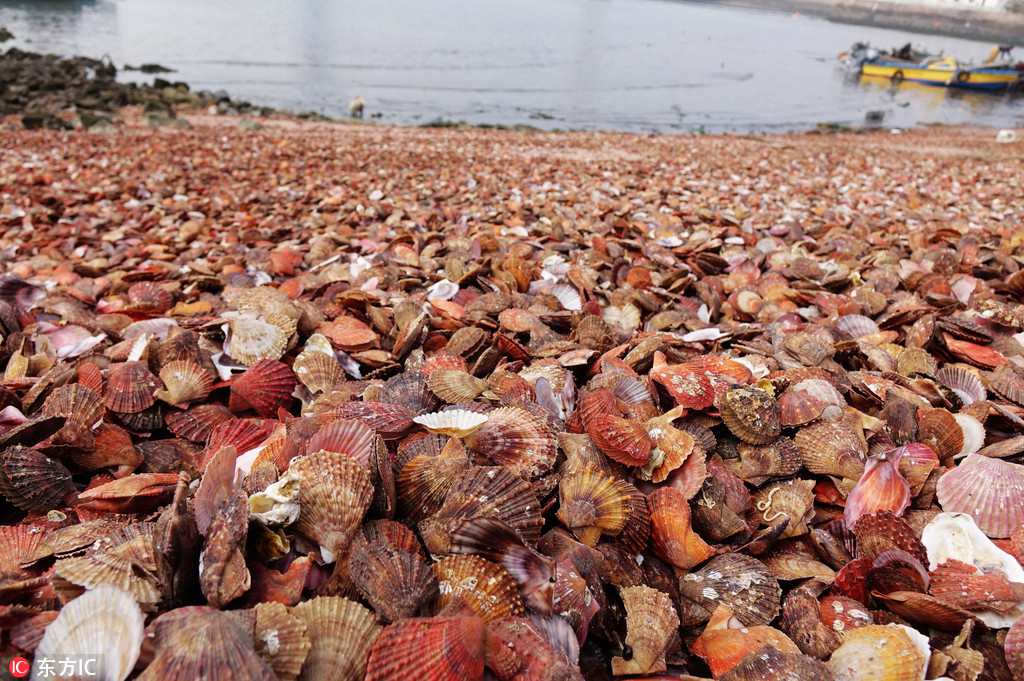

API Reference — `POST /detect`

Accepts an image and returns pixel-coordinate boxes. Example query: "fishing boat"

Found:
[841,43,1022,93]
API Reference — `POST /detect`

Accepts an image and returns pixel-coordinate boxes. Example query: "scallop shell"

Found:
[586,413,652,467]
[229,359,297,417]
[41,384,104,446]
[104,361,159,413]
[305,418,376,464]
[0,524,47,578]
[293,338,346,394]
[648,486,714,570]
[348,536,438,623]
[332,401,414,439]
[414,409,489,438]
[365,616,485,681]
[207,418,276,460]
[873,591,976,632]
[381,371,439,415]
[432,555,524,622]
[0,446,74,513]
[650,352,716,410]
[35,585,144,681]
[611,586,679,676]
[936,454,1024,538]
[818,596,873,637]
[155,359,214,406]
[397,440,471,520]
[427,369,487,404]
[139,606,275,681]
[778,378,845,427]
[916,407,963,459]
[719,646,833,681]
[692,604,801,678]
[935,365,986,405]
[291,451,373,562]
[602,304,641,336]
[291,597,380,681]
[127,281,173,313]
[465,405,557,478]
[780,581,842,659]
[235,602,310,681]
[929,558,1022,617]
[795,412,867,480]
[226,312,292,366]
[248,468,301,527]
[953,413,985,457]
[556,466,633,546]
[678,554,782,627]
[727,436,802,485]
[753,478,816,538]
[419,466,542,555]
[166,403,233,443]
[825,624,927,681]
[720,386,780,445]
[852,512,928,566]
[1006,617,1024,681]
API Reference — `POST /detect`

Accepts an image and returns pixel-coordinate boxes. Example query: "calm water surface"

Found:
[1,0,1021,131]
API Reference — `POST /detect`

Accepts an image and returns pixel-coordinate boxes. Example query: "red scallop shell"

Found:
[942,333,1007,369]
[843,449,911,530]
[76,361,104,394]
[818,596,873,635]
[306,419,377,464]
[420,352,468,377]
[165,403,234,443]
[832,557,872,604]
[332,402,414,440]
[650,352,716,410]
[929,559,1022,613]
[103,361,160,414]
[866,549,929,596]
[572,388,620,433]
[201,418,276,471]
[1005,617,1024,681]
[852,511,928,566]
[228,359,297,417]
[127,281,173,313]
[364,616,485,681]
[587,414,652,467]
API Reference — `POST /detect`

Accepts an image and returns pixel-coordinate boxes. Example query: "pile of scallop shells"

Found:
[1,127,1024,680]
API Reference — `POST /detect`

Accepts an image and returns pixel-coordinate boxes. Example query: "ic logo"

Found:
[8,657,30,679]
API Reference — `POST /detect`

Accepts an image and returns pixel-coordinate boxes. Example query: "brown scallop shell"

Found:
[362,519,423,557]
[794,412,867,480]
[586,413,652,467]
[127,281,173,313]
[611,585,679,676]
[380,371,439,415]
[720,386,780,445]
[465,405,557,478]
[419,465,542,555]
[432,554,525,622]
[165,403,233,443]
[140,606,275,681]
[936,453,1024,538]
[752,478,815,538]
[55,528,165,608]
[678,554,782,627]
[155,359,214,407]
[291,596,381,681]
[873,591,977,632]
[229,359,297,417]
[778,378,845,427]
[428,369,488,404]
[397,439,471,520]
[104,361,160,413]
[76,360,105,394]
[348,535,438,622]
[200,490,251,609]
[293,350,347,394]
[648,486,714,570]
[556,466,633,546]
[915,407,963,459]
[780,580,841,659]
[719,646,833,681]
[332,401,415,440]
[727,436,802,485]
[236,601,311,681]
[0,446,75,513]
[41,384,104,446]
[291,451,374,560]
[0,524,48,578]
[1005,617,1024,681]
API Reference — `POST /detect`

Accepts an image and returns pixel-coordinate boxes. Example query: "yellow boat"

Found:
[843,44,1022,93]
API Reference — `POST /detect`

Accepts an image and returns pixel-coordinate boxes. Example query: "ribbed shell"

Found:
[55,530,164,607]
[650,352,716,410]
[0,445,74,513]
[226,313,291,366]
[428,369,488,403]
[432,555,525,622]
[794,413,867,480]
[465,406,557,479]
[611,586,679,676]
[648,486,714,570]
[365,616,485,681]
[250,602,311,681]
[556,467,633,546]
[229,359,297,417]
[139,607,275,681]
[419,466,542,555]
[35,586,144,681]
[852,511,928,566]
[292,597,381,681]
[826,624,928,681]
[381,371,439,415]
[1005,617,1024,681]
[291,451,373,558]
[41,384,104,445]
[678,554,782,627]
[916,407,963,459]
[586,413,652,467]
[332,401,414,440]
[104,361,159,413]
[728,436,803,485]
[293,348,346,394]
[305,418,376,464]
[348,538,438,622]
[0,524,47,578]
[165,403,233,443]
[155,359,214,406]
[936,364,986,405]
[720,386,780,445]
[778,378,845,427]
[936,454,1024,538]
[719,647,833,681]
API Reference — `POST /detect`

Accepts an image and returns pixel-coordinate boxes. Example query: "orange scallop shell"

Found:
[691,605,800,678]
[650,352,716,410]
[229,359,297,417]
[648,486,714,570]
[587,414,652,467]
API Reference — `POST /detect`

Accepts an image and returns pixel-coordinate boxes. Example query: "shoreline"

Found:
[692,0,1024,45]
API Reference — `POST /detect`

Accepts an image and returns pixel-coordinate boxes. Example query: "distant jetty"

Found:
[692,0,1024,44]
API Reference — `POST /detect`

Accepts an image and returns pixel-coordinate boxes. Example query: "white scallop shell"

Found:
[427,279,460,301]
[249,468,301,526]
[551,284,582,311]
[412,409,489,437]
[34,585,144,681]
[953,413,985,458]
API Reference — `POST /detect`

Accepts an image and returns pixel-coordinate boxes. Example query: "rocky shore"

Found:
[0,37,277,131]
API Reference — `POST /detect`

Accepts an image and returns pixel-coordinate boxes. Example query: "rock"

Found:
[124,63,175,74]
[0,26,13,43]
[21,112,71,130]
